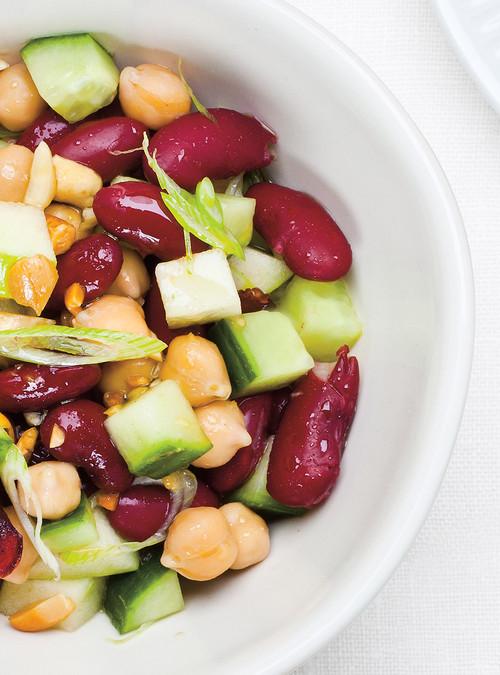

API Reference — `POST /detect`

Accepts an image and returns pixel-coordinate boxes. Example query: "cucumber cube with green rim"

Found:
[0,577,106,631]
[209,310,314,396]
[229,247,293,294]
[278,277,362,362]
[105,379,212,478]
[41,493,98,554]
[104,548,184,634]
[155,248,241,328]
[21,33,119,123]
[230,438,305,516]
[29,509,140,580]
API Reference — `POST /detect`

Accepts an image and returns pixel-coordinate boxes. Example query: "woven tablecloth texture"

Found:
[288,1,500,673]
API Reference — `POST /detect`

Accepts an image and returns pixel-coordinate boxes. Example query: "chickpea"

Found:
[119,64,191,130]
[220,503,270,570]
[107,248,150,300]
[160,334,231,407]
[192,401,251,469]
[2,506,39,584]
[99,357,159,395]
[0,144,33,202]
[73,295,150,336]
[161,507,238,581]
[18,461,81,521]
[0,63,46,132]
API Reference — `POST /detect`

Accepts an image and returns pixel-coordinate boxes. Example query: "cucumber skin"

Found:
[229,439,305,517]
[41,494,98,554]
[208,319,258,393]
[104,549,184,634]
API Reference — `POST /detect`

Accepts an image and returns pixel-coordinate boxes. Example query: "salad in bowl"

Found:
[0,32,361,635]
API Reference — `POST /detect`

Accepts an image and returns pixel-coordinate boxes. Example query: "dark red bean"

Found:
[143,108,276,191]
[0,505,23,578]
[107,485,171,541]
[28,443,52,466]
[0,483,9,507]
[93,182,207,260]
[40,400,133,492]
[0,365,101,413]
[51,116,148,182]
[144,275,206,344]
[268,387,291,434]
[247,183,352,281]
[17,110,74,152]
[238,288,272,313]
[48,234,123,310]
[203,393,273,494]
[190,479,220,508]
[267,347,359,508]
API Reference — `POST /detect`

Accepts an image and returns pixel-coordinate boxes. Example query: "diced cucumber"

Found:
[104,548,184,634]
[29,509,139,579]
[230,438,304,516]
[105,380,212,478]
[155,249,241,328]
[41,494,98,554]
[209,311,313,396]
[229,247,293,294]
[278,277,362,362]
[21,34,119,123]
[218,194,255,247]
[0,577,106,631]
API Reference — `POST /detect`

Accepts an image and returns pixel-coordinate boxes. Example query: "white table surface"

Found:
[288,1,500,673]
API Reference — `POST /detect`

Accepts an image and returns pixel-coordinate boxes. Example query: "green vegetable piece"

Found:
[105,379,212,478]
[29,509,140,580]
[230,438,304,516]
[0,577,106,631]
[41,494,98,554]
[209,310,313,396]
[0,325,165,365]
[143,135,243,258]
[217,194,255,247]
[21,33,119,123]
[104,548,184,634]
[278,277,362,362]
[229,247,293,294]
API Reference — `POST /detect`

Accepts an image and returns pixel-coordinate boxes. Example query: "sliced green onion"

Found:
[177,58,216,123]
[143,134,244,259]
[0,325,166,366]
[225,173,245,197]
[0,428,60,579]
[243,169,270,193]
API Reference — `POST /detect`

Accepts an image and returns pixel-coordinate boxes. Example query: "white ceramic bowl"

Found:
[2,1,473,673]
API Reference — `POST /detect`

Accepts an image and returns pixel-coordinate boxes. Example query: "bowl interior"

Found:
[2,1,473,674]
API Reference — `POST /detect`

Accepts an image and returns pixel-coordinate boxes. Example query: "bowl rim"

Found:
[253,1,474,673]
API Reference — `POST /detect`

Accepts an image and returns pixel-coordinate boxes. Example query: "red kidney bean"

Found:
[0,506,23,578]
[48,234,123,310]
[93,182,207,260]
[40,399,133,492]
[28,443,51,466]
[144,275,206,343]
[203,393,273,494]
[17,109,74,152]
[247,183,352,281]
[143,108,276,191]
[268,387,291,434]
[267,346,359,508]
[0,483,9,506]
[51,116,148,182]
[190,478,220,508]
[107,485,171,541]
[0,365,101,413]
